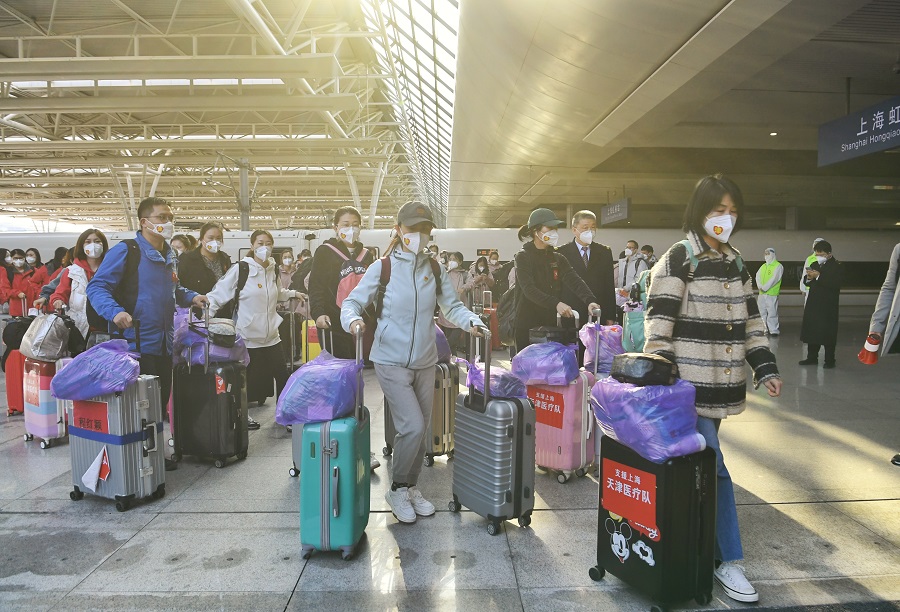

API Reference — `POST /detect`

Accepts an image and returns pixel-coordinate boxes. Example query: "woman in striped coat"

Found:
[644,174,782,604]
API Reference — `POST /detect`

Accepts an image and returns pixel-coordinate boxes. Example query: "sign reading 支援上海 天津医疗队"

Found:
[818,95,900,167]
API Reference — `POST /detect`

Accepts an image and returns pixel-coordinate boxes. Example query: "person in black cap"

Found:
[512,208,601,352]
[341,201,487,525]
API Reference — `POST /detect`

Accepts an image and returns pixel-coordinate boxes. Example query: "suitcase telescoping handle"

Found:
[353,327,364,421]
[107,318,141,353]
[590,307,602,376]
[319,325,336,355]
[483,290,492,308]
[468,325,493,407]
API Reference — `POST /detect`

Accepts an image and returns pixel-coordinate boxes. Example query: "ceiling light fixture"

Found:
[769,132,777,136]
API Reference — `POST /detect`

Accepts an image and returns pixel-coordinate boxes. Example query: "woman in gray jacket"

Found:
[341,202,486,525]
[865,242,900,466]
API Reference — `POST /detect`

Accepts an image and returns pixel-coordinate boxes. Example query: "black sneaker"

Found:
[247,418,261,431]
[892,454,900,466]
[823,361,836,369]
[165,458,178,471]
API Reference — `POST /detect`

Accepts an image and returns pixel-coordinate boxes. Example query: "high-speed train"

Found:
[1,227,895,305]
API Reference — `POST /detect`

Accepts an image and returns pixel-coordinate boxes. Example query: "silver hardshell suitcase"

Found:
[449,330,536,535]
[383,361,459,466]
[68,374,166,511]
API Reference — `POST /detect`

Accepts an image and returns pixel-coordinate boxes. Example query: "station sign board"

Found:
[818,95,900,167]
[601,197,630,225]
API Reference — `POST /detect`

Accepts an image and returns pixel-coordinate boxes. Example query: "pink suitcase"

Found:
[528,369,596,483]
[23,357,71,448]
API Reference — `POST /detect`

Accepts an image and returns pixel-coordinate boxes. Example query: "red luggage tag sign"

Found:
[602,459,659,541]
[72,400,110,434]
[215,375,226,395]
[527,387,565,429]
[24,370,40,405]
[99,447,111,481]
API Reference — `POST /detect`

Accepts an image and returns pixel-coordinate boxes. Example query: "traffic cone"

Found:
[858,334,880,365]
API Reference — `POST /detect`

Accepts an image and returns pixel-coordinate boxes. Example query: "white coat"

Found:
[869,243,900,356]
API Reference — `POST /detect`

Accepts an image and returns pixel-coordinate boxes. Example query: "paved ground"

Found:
[0,307,897,611]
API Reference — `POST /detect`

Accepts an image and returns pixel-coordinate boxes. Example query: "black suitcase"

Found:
[589,436,715,608]
[611,353,678,386]
[528,312,579,345]
[172,360,249,468]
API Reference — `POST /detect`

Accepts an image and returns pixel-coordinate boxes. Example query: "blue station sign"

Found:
[818,95,900,167]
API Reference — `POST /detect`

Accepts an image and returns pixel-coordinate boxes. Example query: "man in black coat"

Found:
[800,240,842,368]
[557,210,617,328]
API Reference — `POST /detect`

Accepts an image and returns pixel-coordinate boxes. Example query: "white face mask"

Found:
[12,258,25,268]
[204,240,220,254]
[624,248,634,258]
[399,229,427,254]
[540,230,559,248]
[84,243,104,259]
[255,246,272,261]
[3,256,11,264]
[764,253,775,264]
[173,248,183,256]
[447,260,459,270]
[477,266,486,273]
[282,257,294,266]
[144,220,175,240]
[338,226,359,245]
[579,230,595,245]
[25,256,36,265]
[816,255,828,265]
[489,258,498,265]
[704,214,734,243]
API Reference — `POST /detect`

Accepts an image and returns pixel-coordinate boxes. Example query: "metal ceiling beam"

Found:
[0,94,359,114]
[0,55,344,81]
[0,137,383,152]
[0,154,393,167]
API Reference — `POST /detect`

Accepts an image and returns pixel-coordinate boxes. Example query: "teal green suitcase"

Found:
[299,331,370,560]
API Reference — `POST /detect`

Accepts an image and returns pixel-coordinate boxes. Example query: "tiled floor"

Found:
[0,307,898,611]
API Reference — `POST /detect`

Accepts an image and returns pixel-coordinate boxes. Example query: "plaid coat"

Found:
[644,232,780,419]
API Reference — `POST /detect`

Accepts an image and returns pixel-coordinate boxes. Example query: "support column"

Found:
[785,206,799,231]
[239,157,250,231]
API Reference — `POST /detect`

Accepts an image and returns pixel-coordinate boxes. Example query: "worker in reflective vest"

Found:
[800,238,824,304]
[756,247,783,336]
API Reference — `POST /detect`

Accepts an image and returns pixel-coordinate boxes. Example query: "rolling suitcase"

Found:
[5,348,26,415]
[68,374,166,511]
[383,361,459,466]
[529,311,599,483]
[172,310,249,468]
[23,357,67,448]
[589,436,716,609]
[449,330,536,535]
[288,318,322,478]
[299,330,370,560]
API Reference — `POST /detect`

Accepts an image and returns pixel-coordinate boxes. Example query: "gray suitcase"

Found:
[449,330,536,535]
[68,374,166,511]
[383,361,459,466]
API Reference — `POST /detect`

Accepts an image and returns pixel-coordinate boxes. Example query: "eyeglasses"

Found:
[147,214,175,223]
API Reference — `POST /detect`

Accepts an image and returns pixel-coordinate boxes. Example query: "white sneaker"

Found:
[715,562,759,603]
[407,486,435,517]
[385,487,416,523]
[370,452,381,471]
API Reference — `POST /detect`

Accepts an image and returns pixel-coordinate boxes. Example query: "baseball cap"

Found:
[526,208,565,229]
[397,201,434,227]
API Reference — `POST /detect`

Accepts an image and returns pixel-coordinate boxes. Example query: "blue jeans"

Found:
[696,416,744,562]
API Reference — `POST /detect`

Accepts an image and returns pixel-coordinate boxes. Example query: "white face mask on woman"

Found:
[539,230,559,248]
[447,260,459,270]
[704,214,734,244]
[399,229,427,254]
[282,257,294,266]
[84,243,104,259]
[338,226,359,245]
[26,256,36,265]
[204,240,220,254]
[255,246,272,261]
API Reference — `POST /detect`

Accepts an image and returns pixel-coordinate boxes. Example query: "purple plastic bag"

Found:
[459,358,527,399]
[275,352,364,425]
[511,341,579,386]
[50,339,141,401]
[580,323,625,373]
[173,313,251,368]
[590,377,706,463]
[436,324,452,364]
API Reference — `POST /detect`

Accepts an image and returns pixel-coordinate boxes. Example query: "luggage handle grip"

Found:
[482,290,492,308]
[468,327,492,408]
[353,328,364,421]
[107,319,141,353]
[331,465,340,517]
[142,421,156,453]
[319,325,336,356]
[555,310,579,327]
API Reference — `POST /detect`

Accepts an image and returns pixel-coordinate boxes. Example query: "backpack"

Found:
[374,255,442,320]
[1,312,36,371]
[496,255,560,347]
[677,239,744,314]
[325,243,370,307]
[221,261,251,321]
[86,239,140,330]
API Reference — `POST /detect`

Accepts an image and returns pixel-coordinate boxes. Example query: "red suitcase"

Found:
[6,349,26,415]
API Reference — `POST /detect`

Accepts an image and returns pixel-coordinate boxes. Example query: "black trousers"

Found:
[247,343,290,404]
[807,343,836,363]
[140,353,173,412]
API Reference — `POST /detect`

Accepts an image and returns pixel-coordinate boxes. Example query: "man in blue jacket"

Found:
[86,197,207,470]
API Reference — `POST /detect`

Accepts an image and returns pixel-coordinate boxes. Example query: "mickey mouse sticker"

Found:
[605,518,633,564]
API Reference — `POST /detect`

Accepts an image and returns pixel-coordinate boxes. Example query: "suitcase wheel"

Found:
[382,446,392,457]
[695,593,712,605]
[517,513,532,528]
[40,439,52,449]
[168,437,174,447]
[151,484,166,500]
[423,455,434,467]
[575,467,587,478]
[486,521,501,536]
[447,496,460,513]
[289,465,299,478]
[214,459,226,469]
[301,545,314,560]
[23,433,33,442]
[557,473,569,484]
[447,450,454,460]
[173,452,183,462]
[115,500,130,512]
[588,565,605,581]
[69,488,84,502]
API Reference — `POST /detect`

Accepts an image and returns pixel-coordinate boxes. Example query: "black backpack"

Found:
[86,239,140,330]
[1,313,36,371]
[496,284,519,347]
